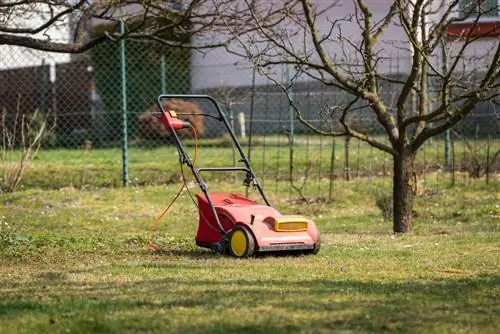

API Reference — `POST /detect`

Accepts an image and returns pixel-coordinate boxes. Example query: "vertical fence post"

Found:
[444,129,451,168]
[328,137,336,202]
[120,20,129,186]
[246,68,256,197]
[161,55,166,93]
[39,59,46,117]
[50,62,57,116]
[261,83,270,187]
[486,135,491,185]
[287,65,295,146]
[228,99,237,183]
[286,65,294,199]
[304,84,311,197]
[451,131,456,186]
[247,67,256,162]
[344,136,350,181]
[441,42,451,169]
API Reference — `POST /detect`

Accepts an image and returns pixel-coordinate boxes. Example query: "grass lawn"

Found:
[1,176,499,333]
[7,134,498,191]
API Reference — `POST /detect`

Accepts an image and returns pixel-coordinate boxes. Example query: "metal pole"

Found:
[344,136,350,181]
[486,135,491,185]
[287,65,294,146]
[161,55,166,93]
[441,42,450,168]
[247,67,256,162]
[444,129,450,168]
[120,20,129,186]
[246,68,256,197]
[39,59,46,117]
[50,62,57,117]
[287,65,294,199]
[328,137,336,202]
[228,100,236,182]
[228,98,235,134]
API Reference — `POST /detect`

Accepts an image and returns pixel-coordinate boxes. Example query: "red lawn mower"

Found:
[154,94,320,257]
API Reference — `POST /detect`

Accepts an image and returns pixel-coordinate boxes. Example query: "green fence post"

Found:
[120,20,129,186]
[444,129,450,169]
[441,42,450,168]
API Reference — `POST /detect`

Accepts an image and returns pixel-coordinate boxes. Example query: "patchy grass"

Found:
[1,178,499,333]
[11,134,499,190]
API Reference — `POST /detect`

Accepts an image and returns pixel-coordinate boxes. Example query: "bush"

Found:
[375,194,393,221]
[1,108,54,192]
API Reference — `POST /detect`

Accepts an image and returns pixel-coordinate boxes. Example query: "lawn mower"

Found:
[154,94,320,257]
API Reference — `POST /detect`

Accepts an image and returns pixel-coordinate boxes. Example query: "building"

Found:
[190,0,500,92]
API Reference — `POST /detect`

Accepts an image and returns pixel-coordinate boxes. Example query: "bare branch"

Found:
[298,0,356,92]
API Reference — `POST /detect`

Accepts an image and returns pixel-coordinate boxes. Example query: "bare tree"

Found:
[1,99,54,193]
[0,0,289,53]
[208,0,500,232]
[0,0,212,52]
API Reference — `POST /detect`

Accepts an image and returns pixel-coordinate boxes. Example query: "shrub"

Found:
[1,108,54,192]
[375,194,393,221]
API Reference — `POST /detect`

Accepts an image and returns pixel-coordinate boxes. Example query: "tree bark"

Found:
[392,152,416,233]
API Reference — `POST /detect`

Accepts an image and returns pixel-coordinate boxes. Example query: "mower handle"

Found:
[197,167,250,172]
[155,94,272,234]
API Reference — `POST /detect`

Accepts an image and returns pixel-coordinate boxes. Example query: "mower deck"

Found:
[195,193,320,257]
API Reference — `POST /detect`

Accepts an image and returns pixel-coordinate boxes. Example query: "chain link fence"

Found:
[1,40,499,198]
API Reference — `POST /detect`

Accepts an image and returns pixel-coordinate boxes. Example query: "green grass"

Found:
[1,177,499,333]
[3,134,497,190]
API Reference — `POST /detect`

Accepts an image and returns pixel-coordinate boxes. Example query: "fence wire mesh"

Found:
[1,40,499,199]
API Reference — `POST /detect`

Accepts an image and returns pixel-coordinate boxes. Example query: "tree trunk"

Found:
[392,152,416,233]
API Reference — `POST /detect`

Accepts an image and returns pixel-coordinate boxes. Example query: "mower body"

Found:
[196,193,320,255]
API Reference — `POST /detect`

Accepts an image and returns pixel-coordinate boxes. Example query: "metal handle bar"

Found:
[155,94,272,235]
[197,167,250,173]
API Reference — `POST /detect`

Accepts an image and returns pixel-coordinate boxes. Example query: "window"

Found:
[459,0,498,18]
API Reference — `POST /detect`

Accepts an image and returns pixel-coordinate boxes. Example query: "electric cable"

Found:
[147,123,198,252]
[180,162,221,233]
[179,123,221,233]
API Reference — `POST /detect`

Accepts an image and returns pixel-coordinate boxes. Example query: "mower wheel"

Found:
[305,235,321,255]
[228,225,255,258]
[312,237,321,255]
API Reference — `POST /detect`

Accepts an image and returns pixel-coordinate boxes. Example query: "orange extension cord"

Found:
[147,123,198,252]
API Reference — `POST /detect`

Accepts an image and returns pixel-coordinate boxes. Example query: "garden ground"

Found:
[1,176,499,333]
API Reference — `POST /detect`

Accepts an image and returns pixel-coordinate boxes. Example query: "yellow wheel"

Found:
[312,234,321,254]
[229,226,255,258]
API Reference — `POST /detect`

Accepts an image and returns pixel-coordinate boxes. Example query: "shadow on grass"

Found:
[140,247,318,260]
[0,266,498,333]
